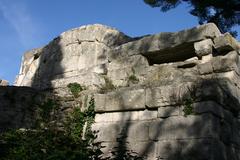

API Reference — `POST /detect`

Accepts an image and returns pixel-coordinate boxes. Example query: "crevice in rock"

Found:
[142,42,196,65]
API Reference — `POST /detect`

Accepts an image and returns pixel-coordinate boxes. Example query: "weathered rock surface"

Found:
[15,23,222,91]
[110,23,221,64]
[1,23,239,159]
[214,33,240,53]
[15,24,133,90]
[0,79,9,86]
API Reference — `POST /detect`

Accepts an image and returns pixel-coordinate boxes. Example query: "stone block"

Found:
[197,62,213,74]
[126,121,150,142]
[144,64,187,86]
[108,55,149,71]
[127,141,157,160]
[214,33,240,54]
[138,110,157,120]
[107,68,131,87]
[195,79,240,113]
[92,123,122,142]
[94,94,106,112]
[100,141,157,160]
[194,39,213,57]
[156,139,227,160]
[93,121,150,142]
[95,89,145,112]
[146,83,193,108]
[149,114,220,141]
[187,101,233,123]
[77,42,108,71]
[212,51,240,73]
[111,111,139,122]
[201,54,213,63]
[158,106,180,118]
[95,113,112,123]
[113,23,220,64]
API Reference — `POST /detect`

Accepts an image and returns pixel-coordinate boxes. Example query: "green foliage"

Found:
[67,83,85,97]
[128,74,139,84]
[0,97,101,160]
[0,129,93,160]
[37,99,57,123]
[66,97,95,143]
[183,98,194,117]
[144,0,240,36]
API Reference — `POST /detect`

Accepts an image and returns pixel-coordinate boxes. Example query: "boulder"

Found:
[194,39,214,57]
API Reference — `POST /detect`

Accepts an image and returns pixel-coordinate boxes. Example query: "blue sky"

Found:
[0,0,239,84]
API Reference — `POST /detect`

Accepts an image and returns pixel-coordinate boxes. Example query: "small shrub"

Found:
[183,98,194,117]
[128,74,139,84]
[67,83,84,97]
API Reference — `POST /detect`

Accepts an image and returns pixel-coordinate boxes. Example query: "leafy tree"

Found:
[144,0,240,36]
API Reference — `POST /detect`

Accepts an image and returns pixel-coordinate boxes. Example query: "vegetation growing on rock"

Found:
[0,97,101,160]
[67,83,85,97]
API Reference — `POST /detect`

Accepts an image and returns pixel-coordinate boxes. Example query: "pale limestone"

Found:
[0,80,9,86]
[194,39,213,57]
[214,33,240,53]
[149,114,219,141]
[95,89,145,112]
[158,106,180,118]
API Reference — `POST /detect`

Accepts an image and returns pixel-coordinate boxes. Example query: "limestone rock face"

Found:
[15,24,132,90]
[9,23,240,159]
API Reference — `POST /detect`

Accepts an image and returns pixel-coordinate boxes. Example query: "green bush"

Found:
[128,74,139,84]
[183,98,194,117]
[37,99,57,124]
[0,98,101,160]
[67,83,84,97]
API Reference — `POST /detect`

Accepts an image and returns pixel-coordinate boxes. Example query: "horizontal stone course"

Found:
[156,138,227,160]
[149,113,220,141]
[95,88,145,112]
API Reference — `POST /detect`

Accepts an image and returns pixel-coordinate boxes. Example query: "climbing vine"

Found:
[0,97,101,160]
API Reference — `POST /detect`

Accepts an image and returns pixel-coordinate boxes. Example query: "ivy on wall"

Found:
[0,84,101,160]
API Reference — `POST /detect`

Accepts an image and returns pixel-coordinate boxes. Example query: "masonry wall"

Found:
[0,86,40,132]
[1,23,240,159]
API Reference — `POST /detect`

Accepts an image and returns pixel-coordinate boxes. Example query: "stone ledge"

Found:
[95,88,145,112]
[214,33,240,54]
[149,113,220,141]
[111,23,221,64]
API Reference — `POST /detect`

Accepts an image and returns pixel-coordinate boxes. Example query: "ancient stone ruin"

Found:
[0,79,9,86]
[1,23,240,159]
